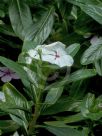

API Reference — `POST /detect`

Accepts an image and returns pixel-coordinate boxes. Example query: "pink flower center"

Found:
[54,51,60,60]
[6,69,12,75]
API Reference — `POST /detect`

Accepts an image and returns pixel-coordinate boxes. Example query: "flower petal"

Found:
[1,75,12,82]
[57,55,74,67]
[0,71,4,77]
[0,67,8,77]
[0,67,8,72]
[42,54,55,63]
[10,73,20,79]
[44,42,66,50]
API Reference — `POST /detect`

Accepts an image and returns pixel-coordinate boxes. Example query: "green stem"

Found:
[28,79,46,135]
[28,102,40,135]
[28,63,51,135]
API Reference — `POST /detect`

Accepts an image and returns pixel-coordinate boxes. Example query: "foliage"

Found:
[0,0,102,136]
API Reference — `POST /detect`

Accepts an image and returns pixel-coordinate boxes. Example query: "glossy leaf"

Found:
[0,120,19,133]
[95,59,102,76]
[81,93,102,120]
[67,0,102,24]
[44,87,63,106]
[23,7,54,51]
[57,113,84,123]
[3,83,29,107]
[66,43,80,57]
[45,69,96,90]
[41,98,81,115]
[81,42,102,65]
[9,0,33,40]
[45,125,88,136]
[2,83,29,130]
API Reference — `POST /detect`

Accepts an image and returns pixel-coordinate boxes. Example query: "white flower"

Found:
[27,42,74,67]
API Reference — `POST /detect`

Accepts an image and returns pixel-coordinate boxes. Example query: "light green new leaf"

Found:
[66,43,80,57]
[67,0,102,24]
[23,7,54,46]
[81,93,102,120]
[9,0,33,40]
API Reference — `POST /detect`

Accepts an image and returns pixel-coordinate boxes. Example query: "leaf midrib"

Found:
[16,0,25,29]
[32,7,54,42]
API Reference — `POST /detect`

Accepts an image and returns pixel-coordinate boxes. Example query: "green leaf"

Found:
[23,66,38,85]
[0,56,30,88]
[95,59,102,76]
[41,97,81,115]
[0,25,16,37]
[69,80,86,99]
[23,7,54,51]
[45,69,96,90]
[45,125,88,136]
[67,0,102,24]
[22,41,36,52]
[3,83,29,130]
[0,9,5,18]
[3,83,28,107]
[44,113,85,126]
[81,43,102,65]
[66,69,96,83]
[66,43,80,57]
[80,93,102,120]
[44,87,63,106]
[9,0,33,40]
[0,120,19,133]
[57,113,85,123]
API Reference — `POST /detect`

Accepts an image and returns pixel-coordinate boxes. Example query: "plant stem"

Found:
[28,102,40,135]
[28,78,46,135]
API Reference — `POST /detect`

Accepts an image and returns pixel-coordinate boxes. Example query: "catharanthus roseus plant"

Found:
[0,0,102,136]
